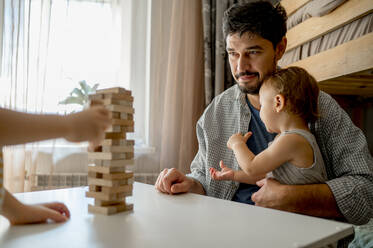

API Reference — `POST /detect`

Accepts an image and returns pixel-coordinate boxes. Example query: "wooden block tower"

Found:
[0,148,3,203]
[86,87,135,215]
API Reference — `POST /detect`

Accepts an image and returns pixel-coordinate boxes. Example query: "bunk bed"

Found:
[279,0,373,246]
[279,0,373,95]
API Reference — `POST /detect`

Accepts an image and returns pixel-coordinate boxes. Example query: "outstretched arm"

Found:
[228,132,293,179]
[0,107,111,147]
[210,160,265,184]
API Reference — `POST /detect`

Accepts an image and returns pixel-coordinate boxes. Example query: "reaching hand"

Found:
[5,202,70,225]
[227,132,252,150]
[64,106,111,147]
[209,160,235,181]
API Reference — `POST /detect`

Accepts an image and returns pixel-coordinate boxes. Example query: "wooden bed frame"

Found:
[281,0,373,95]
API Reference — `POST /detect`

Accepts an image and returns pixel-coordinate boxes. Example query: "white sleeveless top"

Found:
[269,129,328,185]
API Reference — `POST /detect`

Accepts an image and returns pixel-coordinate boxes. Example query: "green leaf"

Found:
[79,80,90,95]
[71,88,84,98]
[59,96,84,105]
[92,83,99,92]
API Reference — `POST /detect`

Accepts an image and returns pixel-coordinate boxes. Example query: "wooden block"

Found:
[88,178,128,187]
[106,105,134,114]
[91,159,135,167]
[88,202,133,215]
[111,118,134,127]
[101,98,133,107]
[102,171,134,180]
[106,125,122,132]
[94,199,125,207]
[88,171,103,179]
[101,139,134,146]
[105,132,126,139]
[122,126,134,133]
[101,184,133,194]
[112,112,121,119]
[120,113,133,120]
[125,152,134,159]
[96,87,131,95]
[89,184,133,194]
[88,94,103,100]
[89,185,102,192]
[104,93,133,102]
[102,145,134,153]
[86,191,131,201]
[88,165,126,174]
[88,152,126,160]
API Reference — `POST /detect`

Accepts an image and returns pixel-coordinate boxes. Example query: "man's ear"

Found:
[275,37,287,62]
[274,94,285,112]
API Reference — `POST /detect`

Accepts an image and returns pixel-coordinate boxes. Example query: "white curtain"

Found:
[147,0,205,175]
[0,0,122,192]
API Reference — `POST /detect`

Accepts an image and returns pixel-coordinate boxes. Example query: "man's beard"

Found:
[235,59,277,94]
[235,71,262,94]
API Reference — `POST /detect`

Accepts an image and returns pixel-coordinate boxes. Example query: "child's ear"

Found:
[274,94,285,112]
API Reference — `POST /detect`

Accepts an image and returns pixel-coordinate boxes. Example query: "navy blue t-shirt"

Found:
[232,96,276,204]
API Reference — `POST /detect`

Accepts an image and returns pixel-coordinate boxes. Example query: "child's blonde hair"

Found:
[263,66,320,123]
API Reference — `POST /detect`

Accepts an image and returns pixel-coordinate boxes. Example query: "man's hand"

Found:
[251,178,343,219]
[155,168,205,195]
[209,161,235,181]
[251,177,287,209]
[227,132,252,150]
[155,168,193,194]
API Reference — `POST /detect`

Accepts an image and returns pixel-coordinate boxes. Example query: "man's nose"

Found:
[237,56,251,72]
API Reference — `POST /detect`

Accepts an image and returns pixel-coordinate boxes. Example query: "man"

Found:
[155,1,373,226]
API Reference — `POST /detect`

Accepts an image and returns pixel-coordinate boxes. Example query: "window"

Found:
[1,0,122,114]
[0,0,151,149]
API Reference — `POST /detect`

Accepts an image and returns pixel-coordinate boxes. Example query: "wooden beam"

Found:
[288,32,373,82]
[286,0,373,51]
[281,0,311,16]
[320,86,373,96]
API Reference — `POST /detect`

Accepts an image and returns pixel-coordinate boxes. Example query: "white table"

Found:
[0,182,353,248]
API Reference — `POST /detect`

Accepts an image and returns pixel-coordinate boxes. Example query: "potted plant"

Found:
[59,80,99,110]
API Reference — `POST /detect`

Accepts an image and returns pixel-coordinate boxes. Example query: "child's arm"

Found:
[228,132,295,179]
[210,161,265,184]
[0,189,70,225]
[0,107,111,147]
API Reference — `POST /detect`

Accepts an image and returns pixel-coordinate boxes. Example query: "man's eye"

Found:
[249,51,260,54]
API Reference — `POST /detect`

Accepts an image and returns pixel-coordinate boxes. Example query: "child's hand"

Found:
[5,202,70,225]
[227,132,252,150]
[64,106,111,146]
[209,161,235,181]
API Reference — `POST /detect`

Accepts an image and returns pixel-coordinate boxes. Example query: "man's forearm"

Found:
[188,177,206,195]
[281,183,343,219]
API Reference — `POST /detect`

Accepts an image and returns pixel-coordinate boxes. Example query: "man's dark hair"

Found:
[222,1,287,48]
